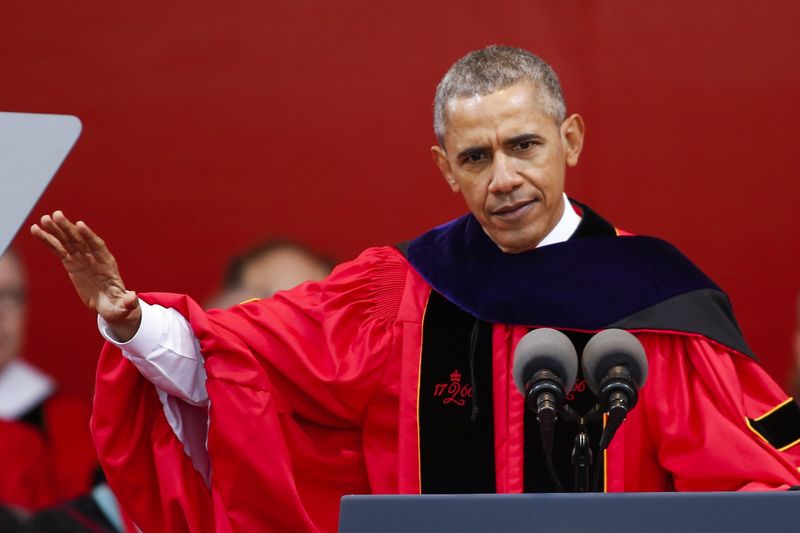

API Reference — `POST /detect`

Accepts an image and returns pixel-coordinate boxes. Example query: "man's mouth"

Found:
[492,199,536,218]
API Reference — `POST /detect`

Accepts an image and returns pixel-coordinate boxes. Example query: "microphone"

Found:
[581,329,648,451]
[513,328,579,457]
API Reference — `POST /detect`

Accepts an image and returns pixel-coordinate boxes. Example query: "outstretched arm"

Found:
[30,210,141,341]
[31,212,205,402]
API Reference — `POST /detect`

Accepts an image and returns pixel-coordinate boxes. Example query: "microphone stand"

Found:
[565,401,631,492]
[571,427,592,492]
[545,404,607,493]
[555,405,592,492]
[569,405,604,493]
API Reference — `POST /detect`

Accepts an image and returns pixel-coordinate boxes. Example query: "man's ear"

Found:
[560,114,585,167]
[431,145,460,192]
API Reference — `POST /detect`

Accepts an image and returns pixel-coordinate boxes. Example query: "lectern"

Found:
[340,492,799,533]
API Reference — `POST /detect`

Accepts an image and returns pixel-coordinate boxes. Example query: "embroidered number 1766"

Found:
[433,369,473,406]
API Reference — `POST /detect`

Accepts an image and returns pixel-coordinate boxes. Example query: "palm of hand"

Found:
[63,252,132,322]
[31,211,140,329]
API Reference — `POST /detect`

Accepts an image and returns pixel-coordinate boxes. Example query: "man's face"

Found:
[0,253,25,370]
[432,81,584,253]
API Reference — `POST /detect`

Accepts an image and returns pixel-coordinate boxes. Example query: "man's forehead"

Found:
[446,83,537,114]
[443,82,555,148]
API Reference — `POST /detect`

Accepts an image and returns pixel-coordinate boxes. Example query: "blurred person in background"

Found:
[206,239,334,309]
[0,250,123,531]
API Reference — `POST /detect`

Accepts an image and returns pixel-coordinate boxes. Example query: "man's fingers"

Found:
[76,221,113,260]
[40,214,72,247]
[52,211,89,254]
[30,224,68,259]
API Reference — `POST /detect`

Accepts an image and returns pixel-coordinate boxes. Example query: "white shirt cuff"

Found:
[98,299,161,353]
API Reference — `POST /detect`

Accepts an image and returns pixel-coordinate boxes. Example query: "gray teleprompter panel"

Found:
[0,112,81,255]
[340,492,800,533]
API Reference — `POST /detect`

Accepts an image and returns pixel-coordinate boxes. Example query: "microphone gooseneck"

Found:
[526,367,564,451]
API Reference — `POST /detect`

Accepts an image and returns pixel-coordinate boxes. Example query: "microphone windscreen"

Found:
[581,329,648,395]
[512,328,579,397]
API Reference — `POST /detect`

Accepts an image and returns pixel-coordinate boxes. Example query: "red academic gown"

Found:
[91,210,800,532]
[0,391,97,510]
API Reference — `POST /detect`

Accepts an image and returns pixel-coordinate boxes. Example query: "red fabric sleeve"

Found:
[92,246,406,533]
[92,344,215,533]
[204,245,405,428]
[636,332,800,491]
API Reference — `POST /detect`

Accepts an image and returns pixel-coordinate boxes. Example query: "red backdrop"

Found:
[2,1,798,400]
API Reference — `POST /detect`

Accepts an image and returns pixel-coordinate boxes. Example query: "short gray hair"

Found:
[433,45,567,146]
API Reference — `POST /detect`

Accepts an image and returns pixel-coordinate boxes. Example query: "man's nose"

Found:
[488,155,523,194]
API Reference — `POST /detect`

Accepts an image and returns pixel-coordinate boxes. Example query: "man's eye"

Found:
[466,152,486,163]
[516,141,535,150]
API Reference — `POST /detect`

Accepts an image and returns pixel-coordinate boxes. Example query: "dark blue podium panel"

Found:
[339,492,799,533]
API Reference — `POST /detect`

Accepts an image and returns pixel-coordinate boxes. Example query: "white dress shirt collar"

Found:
[536,193,581,248]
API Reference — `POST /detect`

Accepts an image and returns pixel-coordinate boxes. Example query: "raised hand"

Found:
[30,211,141,342]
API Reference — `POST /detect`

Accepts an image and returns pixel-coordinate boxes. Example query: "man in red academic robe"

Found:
[33,46,800,533]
